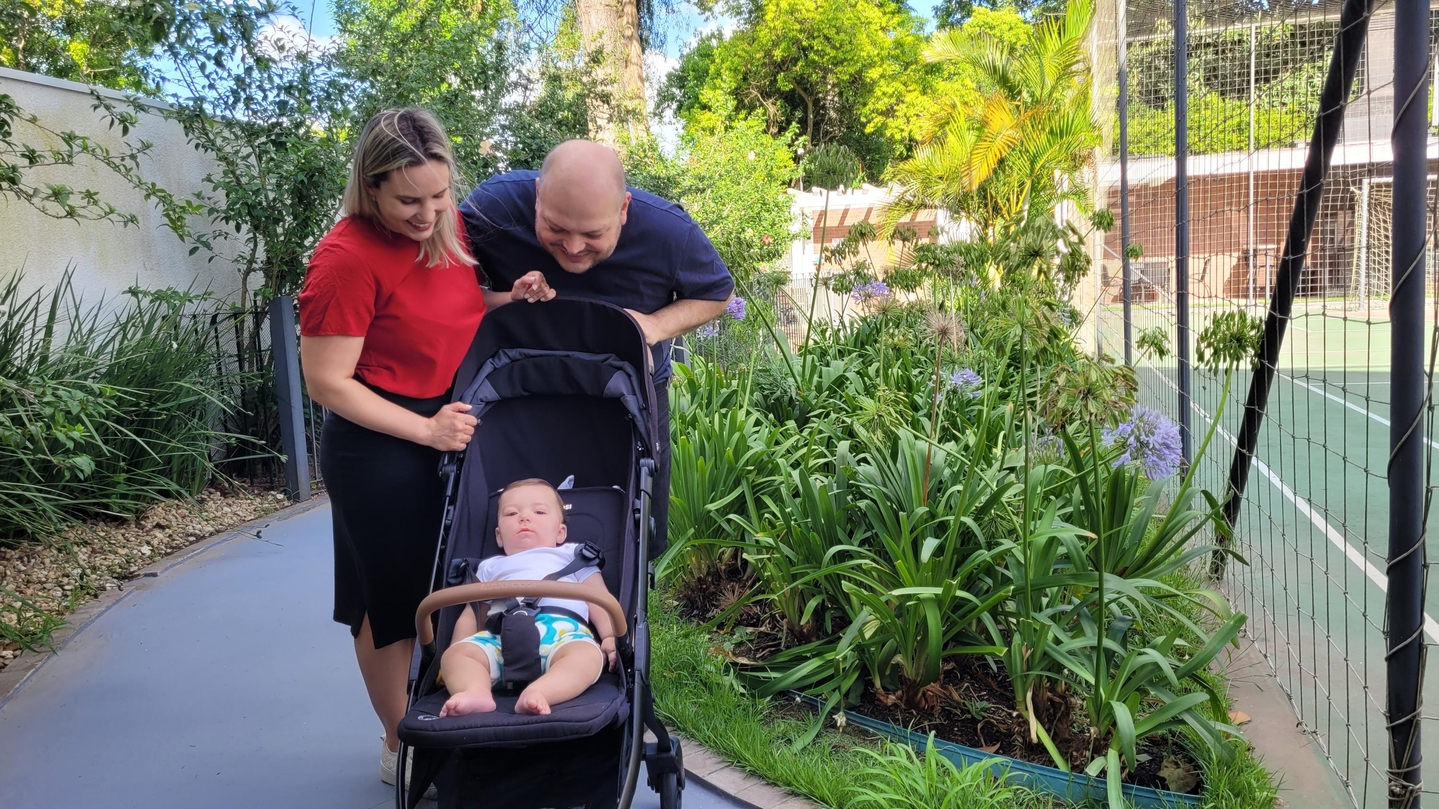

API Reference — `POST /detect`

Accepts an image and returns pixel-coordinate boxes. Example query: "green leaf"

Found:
[1111,700,1138,768]
[1106,747,1124,808]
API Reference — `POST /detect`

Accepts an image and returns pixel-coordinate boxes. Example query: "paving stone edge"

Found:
[674,733,825,809]
[0,494,330,710]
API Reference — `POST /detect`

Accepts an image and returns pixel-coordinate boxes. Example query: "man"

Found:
[460,139,733,555]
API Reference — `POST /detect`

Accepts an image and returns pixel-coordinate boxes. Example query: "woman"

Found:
[298,107,553,786]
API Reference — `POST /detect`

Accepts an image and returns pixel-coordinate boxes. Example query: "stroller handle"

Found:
[414,581,628,646]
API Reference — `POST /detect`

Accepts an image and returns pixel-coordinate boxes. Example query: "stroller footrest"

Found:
[398,673,626,749]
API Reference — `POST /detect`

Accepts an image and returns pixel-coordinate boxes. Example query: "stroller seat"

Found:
[399,671,627,748]
[400,485,631,751]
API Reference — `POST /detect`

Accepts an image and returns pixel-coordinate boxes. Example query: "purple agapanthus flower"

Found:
[1033,433,1065,464]
[850,280,891,302]
[695,322,720,338]
[726,297,747,320]
[1103,405,1182,480]
[948,368,983,398]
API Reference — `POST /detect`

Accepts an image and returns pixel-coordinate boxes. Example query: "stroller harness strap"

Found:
[472,542,606,690]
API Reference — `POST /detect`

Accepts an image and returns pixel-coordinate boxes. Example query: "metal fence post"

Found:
[1247,22,1258,308]
[1388,0,1428,801]
[1174,0,1193,466]
[268,295,310,502]
[1118,0,1134,366]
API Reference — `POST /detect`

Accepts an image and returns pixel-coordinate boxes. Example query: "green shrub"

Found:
[626,103,798,288]
[0,271,235,543]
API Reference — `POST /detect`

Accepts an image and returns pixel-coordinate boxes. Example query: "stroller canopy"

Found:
[455,298,656,412]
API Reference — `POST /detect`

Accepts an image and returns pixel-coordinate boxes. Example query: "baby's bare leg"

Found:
[439,643,497,717]
[515,642,603,716]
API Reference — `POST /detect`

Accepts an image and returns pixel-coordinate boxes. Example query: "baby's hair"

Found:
[501,478,566,523]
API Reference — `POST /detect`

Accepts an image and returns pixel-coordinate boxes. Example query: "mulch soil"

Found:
[851,656,1203,794]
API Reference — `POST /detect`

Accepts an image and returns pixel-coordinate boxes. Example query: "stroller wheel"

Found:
[658,772,681,809]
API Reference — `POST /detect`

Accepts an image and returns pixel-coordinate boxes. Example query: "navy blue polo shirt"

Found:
[460,170,733,382]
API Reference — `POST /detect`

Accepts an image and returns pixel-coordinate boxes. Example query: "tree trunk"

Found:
[795,85,815,146]
[574,0,648,145]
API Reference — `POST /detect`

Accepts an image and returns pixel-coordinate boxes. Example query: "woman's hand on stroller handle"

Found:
[425,402,478,451]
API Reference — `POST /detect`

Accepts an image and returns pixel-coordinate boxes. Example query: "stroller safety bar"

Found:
[414,581,628,646]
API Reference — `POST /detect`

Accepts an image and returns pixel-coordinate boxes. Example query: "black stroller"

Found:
[395,298,684,808]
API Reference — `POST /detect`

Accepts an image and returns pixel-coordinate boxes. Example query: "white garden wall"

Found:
[0,67,240,305]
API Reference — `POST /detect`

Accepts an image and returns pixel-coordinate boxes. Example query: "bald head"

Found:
[533,139,632,273]
[538,139,627,208]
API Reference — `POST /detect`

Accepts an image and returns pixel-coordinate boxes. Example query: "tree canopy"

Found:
[1,0,173,92]
[333,0,515,178]
[659,0,935,180]
[631,91,798,285]
[1123,20,1334,156]
[3,0,796,302]
[885,0,1103,290]
[932,0,1065,29]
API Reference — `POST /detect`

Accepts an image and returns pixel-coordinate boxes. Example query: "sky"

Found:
[295,0,945,60]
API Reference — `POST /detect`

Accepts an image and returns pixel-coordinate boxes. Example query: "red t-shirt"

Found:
[298,215,485,399]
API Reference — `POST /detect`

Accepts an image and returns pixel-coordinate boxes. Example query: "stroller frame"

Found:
[393,299,684,809]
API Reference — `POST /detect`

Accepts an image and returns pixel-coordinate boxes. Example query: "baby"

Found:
[439,478,618,717]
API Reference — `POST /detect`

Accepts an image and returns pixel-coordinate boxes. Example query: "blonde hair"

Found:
[342,108,474,268]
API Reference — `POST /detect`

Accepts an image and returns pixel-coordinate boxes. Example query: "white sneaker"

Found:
[380,736,437,798]
[379,737,400,785]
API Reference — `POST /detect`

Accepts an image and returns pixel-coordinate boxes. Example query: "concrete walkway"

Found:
[0,502,743,809]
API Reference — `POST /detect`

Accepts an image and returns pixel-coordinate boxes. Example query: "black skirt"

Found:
[321,387,448,649]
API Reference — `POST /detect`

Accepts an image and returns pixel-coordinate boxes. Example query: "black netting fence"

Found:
[1090,1,1435,805]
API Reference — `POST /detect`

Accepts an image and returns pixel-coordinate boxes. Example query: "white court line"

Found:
[1281,373,1439,453]
[1324,380,1385,387]
[1195,407,1439,644]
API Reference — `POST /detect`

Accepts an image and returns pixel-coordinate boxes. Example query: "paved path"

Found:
[0,502,740,809]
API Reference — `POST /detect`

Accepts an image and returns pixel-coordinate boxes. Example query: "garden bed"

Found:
[0,486,291,671]
[848,656,1204,795]
[650,606,1064,809]
[813,696,1205,808]
[662,271,1281,809]
[696,575,1206,797]
[653,604,1276,809]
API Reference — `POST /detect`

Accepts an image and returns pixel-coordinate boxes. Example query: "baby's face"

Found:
[495,484,567,554]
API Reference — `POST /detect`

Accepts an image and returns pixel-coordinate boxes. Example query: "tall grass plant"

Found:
[0,271,236,543]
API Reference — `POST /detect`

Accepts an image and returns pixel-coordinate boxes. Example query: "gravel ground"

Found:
[0,487,292,671]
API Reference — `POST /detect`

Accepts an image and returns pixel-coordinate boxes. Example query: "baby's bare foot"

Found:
[515,687,551,716]
[440,689,496,717]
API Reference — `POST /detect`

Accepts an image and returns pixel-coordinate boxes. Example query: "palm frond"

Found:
[924,29,971,65]
[884,0,1097,245]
